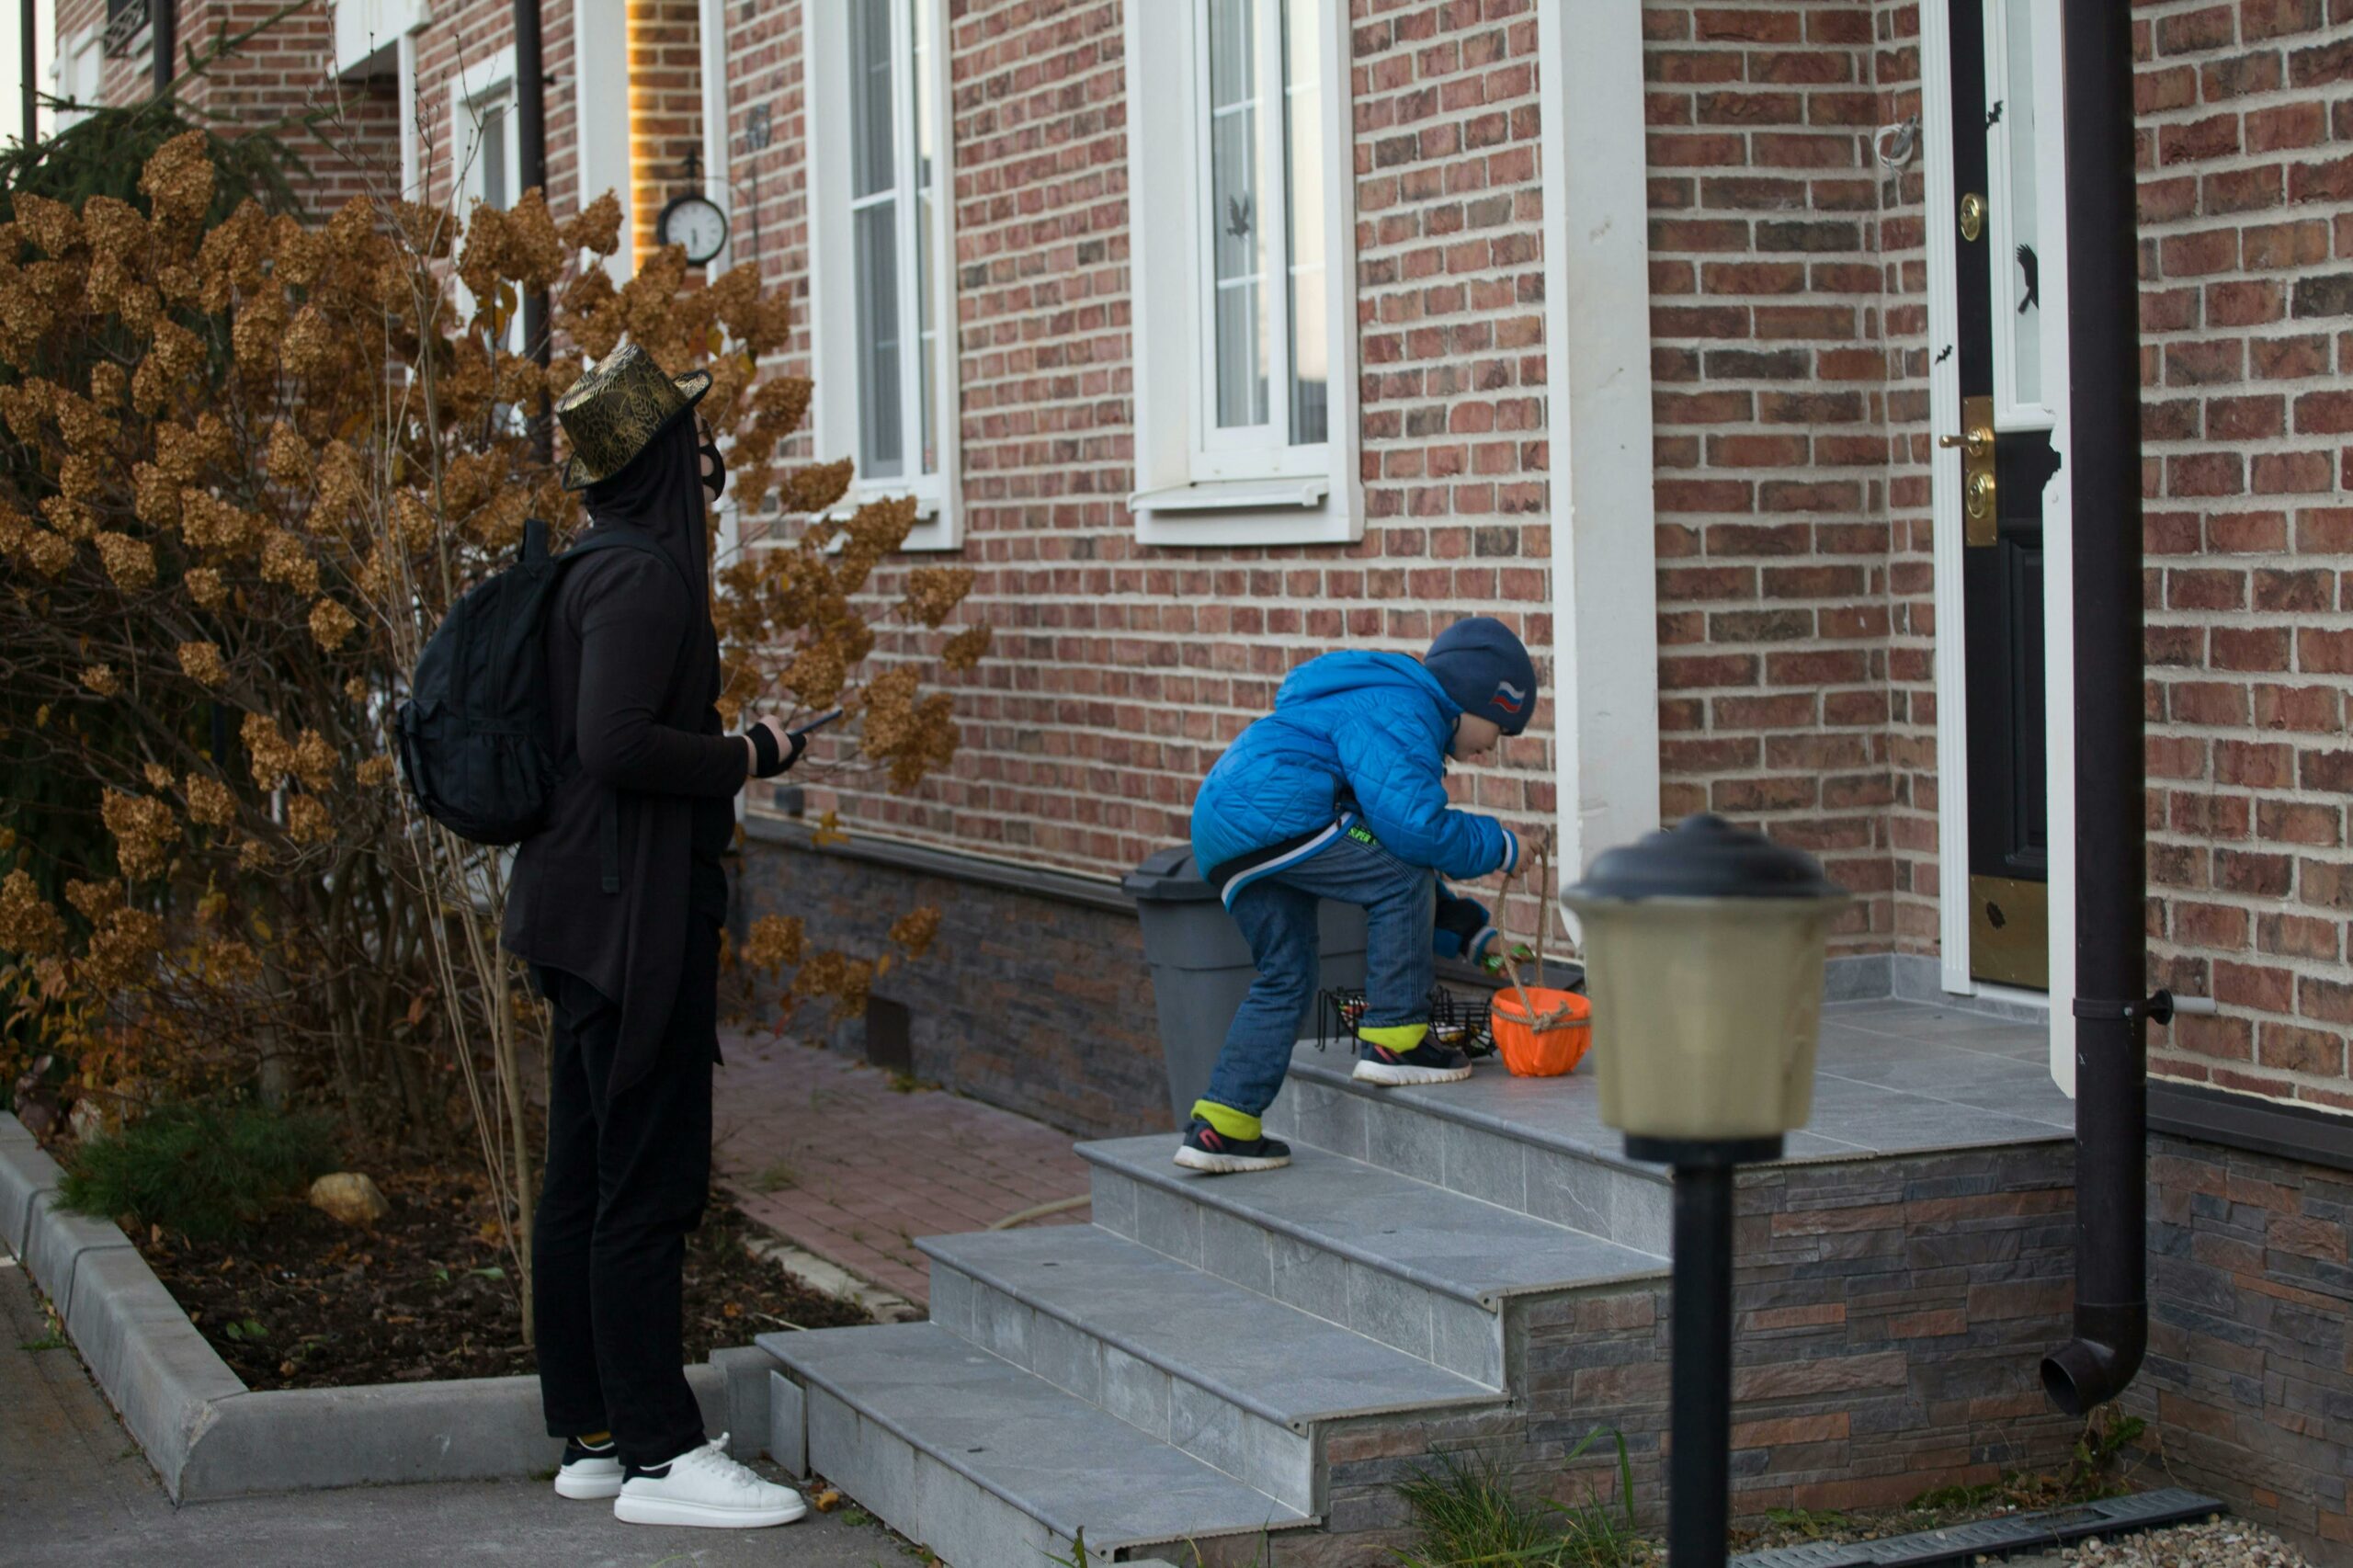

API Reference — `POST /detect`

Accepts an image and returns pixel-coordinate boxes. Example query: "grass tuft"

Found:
[1391,1429,1649,1568]
[60,1099,337,1243]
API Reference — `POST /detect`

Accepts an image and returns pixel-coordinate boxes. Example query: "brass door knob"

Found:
[1938,426,1992,460]
[1965,470,1995,521]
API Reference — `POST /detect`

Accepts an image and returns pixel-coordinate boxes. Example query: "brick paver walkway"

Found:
[712,1031,1093,1306]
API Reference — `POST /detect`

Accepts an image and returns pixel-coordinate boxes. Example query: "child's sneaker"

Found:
[1354,1037,1474,1086]
[553,1434,623,1500]
[1174,1118,1292,1174]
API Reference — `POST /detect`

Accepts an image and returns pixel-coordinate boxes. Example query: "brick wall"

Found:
[628,0,706,264]
[2131,1133,2352,1556]
[1641,3,1902,956]
[756,0,1568,955]
[2131,0,2353,1116]
[51,0,401,215]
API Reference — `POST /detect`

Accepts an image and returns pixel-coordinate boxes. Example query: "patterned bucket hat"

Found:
[554,342,712,490]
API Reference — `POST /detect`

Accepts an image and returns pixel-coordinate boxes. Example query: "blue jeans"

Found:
[1201,832,1436,1121]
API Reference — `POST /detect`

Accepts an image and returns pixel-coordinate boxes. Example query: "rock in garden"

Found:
[308,1173,390,1226]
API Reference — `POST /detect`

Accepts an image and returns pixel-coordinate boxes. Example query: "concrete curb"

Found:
[0,1112,788,1501]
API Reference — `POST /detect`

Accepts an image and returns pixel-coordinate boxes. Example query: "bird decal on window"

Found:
[1226,194,1253,241]
[1986,99,2004,129]
[2016,243,2040,314]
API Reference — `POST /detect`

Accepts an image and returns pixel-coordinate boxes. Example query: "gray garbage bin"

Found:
[1123,846,1369,1127]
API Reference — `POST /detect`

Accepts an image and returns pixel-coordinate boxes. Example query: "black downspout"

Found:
[19,0,35,149]
[2041,0,2149,1417]
[513,0,553,462]
[152,0,176,97]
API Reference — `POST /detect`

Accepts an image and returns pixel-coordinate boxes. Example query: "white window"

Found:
[1127,0,1358,547]
[51,28,105,135]
[806,0,961,551]
[449,50,522,349]
[453,53,519,216]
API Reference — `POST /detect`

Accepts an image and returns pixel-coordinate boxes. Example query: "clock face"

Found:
[659,196,730,265]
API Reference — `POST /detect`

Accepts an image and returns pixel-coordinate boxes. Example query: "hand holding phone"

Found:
[788,708,846,740]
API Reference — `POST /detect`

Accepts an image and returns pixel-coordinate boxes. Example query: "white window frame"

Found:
[450,48,523,352]
[51,27,103,135]
[1126,0,1359,548]
[804,0,962,552]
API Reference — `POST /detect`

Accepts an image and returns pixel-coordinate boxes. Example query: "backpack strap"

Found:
[549,526,705,897]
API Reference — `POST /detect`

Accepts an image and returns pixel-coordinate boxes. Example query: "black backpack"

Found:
[394,517,685,867]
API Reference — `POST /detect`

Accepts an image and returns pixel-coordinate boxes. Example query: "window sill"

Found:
[1130,478,1358,549]
[829,485,961,553]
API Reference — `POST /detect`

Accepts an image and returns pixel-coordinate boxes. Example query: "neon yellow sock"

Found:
[1359,1022,1430,1052]
[1190,1099,1262,1142]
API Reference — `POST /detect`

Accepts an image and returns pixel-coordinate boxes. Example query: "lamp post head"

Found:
[1563,814,1849,1151]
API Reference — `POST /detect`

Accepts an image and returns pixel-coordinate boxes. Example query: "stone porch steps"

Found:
[777,1320,1313,1563]
[1267,1042,1676,1252]
[764,1059,1673,1564]
[921,1225,1497,1515]
[1082,1134,1666,1384]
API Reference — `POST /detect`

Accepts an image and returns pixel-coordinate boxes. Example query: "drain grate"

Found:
[1730,1489,2226,1568]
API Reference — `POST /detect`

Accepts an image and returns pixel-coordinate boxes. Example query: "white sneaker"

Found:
[612,1434,809,1528]
[553,1436,624,1501]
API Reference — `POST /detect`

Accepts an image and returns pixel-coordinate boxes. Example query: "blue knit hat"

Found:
[1424,617,1538,736]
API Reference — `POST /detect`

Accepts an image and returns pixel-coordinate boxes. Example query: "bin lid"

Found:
[1121,845,1222,903]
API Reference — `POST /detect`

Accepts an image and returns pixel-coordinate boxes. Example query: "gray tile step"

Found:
[764,1321,1310,1565]
[922,1225,1497,1515]
[1080,1135,1665,1383]
[1267,1045,1679,1252]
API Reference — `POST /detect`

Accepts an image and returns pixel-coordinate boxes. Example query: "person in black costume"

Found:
[503,345,805,1529]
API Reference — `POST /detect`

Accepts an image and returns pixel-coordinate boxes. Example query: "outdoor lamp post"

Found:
[1563,814,1848,1568]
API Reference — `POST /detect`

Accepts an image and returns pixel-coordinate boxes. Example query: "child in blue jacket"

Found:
[1179,617,1536,1174]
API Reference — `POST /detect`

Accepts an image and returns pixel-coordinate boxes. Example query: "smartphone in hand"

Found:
[788,708,845,740]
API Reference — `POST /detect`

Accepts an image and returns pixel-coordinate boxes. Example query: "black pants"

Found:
[532,916,718,1470]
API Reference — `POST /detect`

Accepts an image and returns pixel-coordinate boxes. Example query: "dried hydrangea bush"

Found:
[0,122,983,1277]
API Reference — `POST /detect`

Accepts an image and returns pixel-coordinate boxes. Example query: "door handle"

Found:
[1938,426,1992,460]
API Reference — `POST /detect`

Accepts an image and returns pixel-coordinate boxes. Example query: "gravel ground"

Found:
[2057,1518,2314,1568]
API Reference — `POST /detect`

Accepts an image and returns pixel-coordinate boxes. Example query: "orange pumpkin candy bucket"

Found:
[1490,984,1590,1077]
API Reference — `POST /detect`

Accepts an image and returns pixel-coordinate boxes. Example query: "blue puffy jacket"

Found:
[1191,651,1518,906]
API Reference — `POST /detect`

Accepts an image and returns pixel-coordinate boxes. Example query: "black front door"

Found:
[1948,0,2057,991]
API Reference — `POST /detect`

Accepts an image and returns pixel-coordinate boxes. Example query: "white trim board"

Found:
[1535,0,1661,913]
[1917,0,2077,1094]
[574,0,634,284]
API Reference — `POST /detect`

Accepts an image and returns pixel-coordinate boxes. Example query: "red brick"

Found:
[2259,1021,2346,1076]
[2212,627,2291,671]
[2258,800,2343,846]
[2259,913,2339,960]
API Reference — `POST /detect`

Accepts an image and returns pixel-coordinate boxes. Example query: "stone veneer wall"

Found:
[735,828,1168,1139]
[2131,1132,2353,1556]
[1304,1141,2086,1561]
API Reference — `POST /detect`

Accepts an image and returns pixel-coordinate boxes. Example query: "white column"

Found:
[1536,0,1662,913]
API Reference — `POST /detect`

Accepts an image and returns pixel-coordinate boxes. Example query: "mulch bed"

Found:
[132,1165,871,1391]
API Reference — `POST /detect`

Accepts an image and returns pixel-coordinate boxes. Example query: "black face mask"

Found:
[699,437,726,502]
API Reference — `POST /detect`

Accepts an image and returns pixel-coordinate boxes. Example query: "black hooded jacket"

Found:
[501,416,746,1096]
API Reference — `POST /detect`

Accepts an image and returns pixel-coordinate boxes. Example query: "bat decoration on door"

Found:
[2016,243,2040,314]
[1226,194,1253,241]
[1986,99,2004,129]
